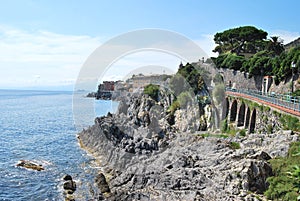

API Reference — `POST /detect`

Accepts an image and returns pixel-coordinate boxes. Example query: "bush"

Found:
[265,142,300,200]
[144,84,160,101]
[199,133,228,139]
[229,142,240,149]
[279,114,300,131]
[239,129,246,137]
[168,100,180,115]
[292,89,300,97]
[267,124,273,134]
[221,118,229,133]
[177,91,193,109]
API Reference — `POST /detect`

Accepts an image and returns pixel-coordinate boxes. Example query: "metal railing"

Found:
[226,88,300,113]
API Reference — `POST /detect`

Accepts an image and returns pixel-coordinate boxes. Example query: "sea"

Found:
[0,89,118,200]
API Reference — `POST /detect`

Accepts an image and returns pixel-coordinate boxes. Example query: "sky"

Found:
[0,0,300,90]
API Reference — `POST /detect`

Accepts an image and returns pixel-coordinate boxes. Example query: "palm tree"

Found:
[267,36,285,56]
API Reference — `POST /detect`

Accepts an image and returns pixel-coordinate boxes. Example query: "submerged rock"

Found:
[16,160,44,171]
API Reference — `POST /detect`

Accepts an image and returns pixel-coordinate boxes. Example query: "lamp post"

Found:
[291,61,296,93]
[261,68,264,95]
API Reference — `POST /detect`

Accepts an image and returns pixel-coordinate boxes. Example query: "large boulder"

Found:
[62,174,76,196]
[63,180,76,192]
[95,173,110,193]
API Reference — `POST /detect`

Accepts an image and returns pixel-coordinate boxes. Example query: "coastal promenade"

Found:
[226,88,300,117]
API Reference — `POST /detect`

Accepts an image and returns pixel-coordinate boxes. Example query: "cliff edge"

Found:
[78,86,298,200]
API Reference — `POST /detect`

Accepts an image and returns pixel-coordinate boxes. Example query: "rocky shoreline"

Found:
[77,89,299,200]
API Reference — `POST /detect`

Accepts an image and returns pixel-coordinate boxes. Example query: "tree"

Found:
[177,63,209,94]
[221,53,246,70]
[242,50,272,77]
[212,26,300,84]
[213,26,268,55]
[266,36,285,56]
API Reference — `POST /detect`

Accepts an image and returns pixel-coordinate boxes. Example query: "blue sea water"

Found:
[0,89,117,200]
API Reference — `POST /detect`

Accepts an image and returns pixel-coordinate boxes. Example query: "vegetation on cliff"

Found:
[265,142,300,200]
[143,84,160,101]
[212,26,300,83]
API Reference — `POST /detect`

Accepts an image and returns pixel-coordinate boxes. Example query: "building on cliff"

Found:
[96,81,118,99]
[98,81,115,91]
[115,74,171,93]
[130,74,169,90]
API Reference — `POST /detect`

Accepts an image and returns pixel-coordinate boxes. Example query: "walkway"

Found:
[226,89,300,117]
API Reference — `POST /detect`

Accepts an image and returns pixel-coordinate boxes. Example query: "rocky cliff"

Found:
[78,86,299,200]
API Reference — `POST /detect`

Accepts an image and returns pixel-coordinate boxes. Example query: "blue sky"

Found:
[1,0,300,90]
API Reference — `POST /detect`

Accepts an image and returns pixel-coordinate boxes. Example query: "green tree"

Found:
[213,26,268,55]
[176,63,209,94]
[242,51,272,77]
[212,26,300,84]
[266,36,285,56]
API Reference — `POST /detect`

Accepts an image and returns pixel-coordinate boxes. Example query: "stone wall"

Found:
[219,68,263,91]
[201,62,297,94]
[199,63,263,91]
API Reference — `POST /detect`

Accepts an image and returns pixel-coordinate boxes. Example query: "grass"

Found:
[198,133,229,139]
[168,100,180,115]
[229,142,241,149]
[239,129,246,137]
[221,117,247,137]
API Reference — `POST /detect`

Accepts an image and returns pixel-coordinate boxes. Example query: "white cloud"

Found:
[8,27,298,90]
[101,51,181,83]
[0,25,101,89]
[269,30,300,44]
[194,34,218,58]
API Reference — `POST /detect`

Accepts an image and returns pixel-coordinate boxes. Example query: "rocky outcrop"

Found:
[16,160,44,171]
[95,173,110,194]
[62,174,76,201]
[78,87,299,200]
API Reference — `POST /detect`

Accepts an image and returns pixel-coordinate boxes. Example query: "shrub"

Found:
[144,84,160,101]
[239,129,246,137]
[292,89,300,97]
[177,91,193,109]
[213,73,224,84]
[267,124,273,134]
[199,133,228,139]
[168,100,180,115]
[225,124,238,136]
[221,118,229,133]
[279,114,300,131]
[229,142,240,149]
[265,142,300,200]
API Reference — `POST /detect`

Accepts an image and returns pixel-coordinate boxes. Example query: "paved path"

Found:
[226,91,300,117]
